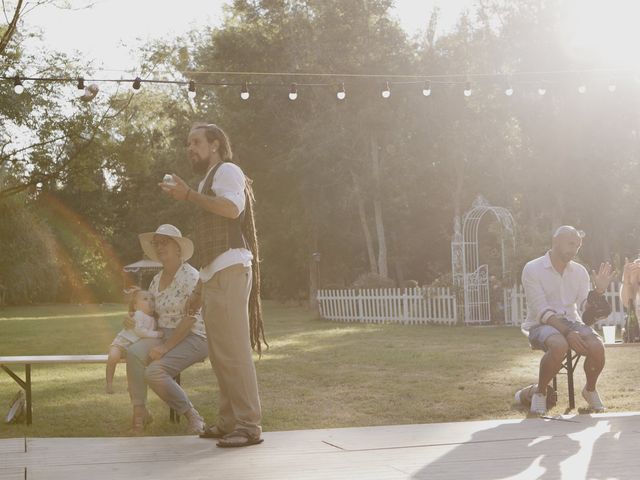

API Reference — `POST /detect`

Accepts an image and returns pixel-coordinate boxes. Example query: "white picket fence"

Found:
[505,282,625,327]
[317,282,626,327]
[316,288,457,325]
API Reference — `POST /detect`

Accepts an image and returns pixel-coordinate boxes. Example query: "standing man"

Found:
[161,122,266,448]
[521,226,614,416]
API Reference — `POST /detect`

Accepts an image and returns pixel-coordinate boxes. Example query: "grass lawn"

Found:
[2,302,640,438]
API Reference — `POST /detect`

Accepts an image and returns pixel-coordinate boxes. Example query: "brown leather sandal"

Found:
[130,407,153,435]
[216,430,264,448]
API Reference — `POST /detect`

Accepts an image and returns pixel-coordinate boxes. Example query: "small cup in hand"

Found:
[163,174,176,186]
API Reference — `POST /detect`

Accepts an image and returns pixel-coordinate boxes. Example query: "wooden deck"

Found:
[2,412,640,479]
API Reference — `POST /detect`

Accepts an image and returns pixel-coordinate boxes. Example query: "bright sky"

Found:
[17,0,640,73]
[20,0,475,73]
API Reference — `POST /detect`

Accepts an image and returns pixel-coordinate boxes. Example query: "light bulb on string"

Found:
[578,84,587,94]
[288,83,298,101]
[336,83,346,100]
[240,82,250,100]
[381,81,391,98]
[187,80,196,99]
[13,75,24,95]
[76,77,85,98]
[538,86,547,96]
[132,77,142,92]
[463,81,472,97]
[504,84,514,96]
[608,82,617,93]
[422,80,431,97]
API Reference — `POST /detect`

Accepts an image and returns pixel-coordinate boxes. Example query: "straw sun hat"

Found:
[138,224,194,262]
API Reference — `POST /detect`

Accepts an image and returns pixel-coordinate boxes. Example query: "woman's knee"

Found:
[144,363,167,383]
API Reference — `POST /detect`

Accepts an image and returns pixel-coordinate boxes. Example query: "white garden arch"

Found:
[451,196,516,324]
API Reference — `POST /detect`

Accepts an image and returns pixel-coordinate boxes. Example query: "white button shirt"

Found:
[521,251,590,332]
[197,162,253,283]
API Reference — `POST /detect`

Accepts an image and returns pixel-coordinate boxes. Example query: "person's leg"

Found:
[537,333,569,392]
[202,276,234,434]
[203,264,261,438]
[144,332,208,415]
[126,338,161,407]
[582,332,605,392]
[105,346,122,394]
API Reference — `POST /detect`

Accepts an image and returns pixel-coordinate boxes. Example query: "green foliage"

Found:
[0,195,62,304]
[4,0,640,303]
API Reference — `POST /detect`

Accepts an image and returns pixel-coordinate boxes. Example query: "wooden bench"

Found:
[0,355,181,425]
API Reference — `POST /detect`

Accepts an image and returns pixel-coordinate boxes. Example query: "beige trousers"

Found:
[202,264,262,437]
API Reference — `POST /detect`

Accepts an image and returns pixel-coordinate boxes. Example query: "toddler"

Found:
[106,288,163,393]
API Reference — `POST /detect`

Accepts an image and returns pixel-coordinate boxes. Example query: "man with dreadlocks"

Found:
[160,122,266,448]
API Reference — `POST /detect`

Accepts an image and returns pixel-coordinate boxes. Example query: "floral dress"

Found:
[148,263,206,338]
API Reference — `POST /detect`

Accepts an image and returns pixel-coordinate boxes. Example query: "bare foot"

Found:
[106,384,114,394]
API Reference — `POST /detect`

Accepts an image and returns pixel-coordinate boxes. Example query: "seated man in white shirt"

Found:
[521,226,614,416]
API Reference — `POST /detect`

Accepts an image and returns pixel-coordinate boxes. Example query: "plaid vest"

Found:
[193,162,246,268]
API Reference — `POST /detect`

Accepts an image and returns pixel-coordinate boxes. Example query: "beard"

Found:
[191,154,210,175]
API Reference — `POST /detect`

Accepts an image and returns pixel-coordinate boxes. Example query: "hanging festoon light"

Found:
[504,83,514,96]
[76,77,85,97]
[240,81,250,100]
[538,85,547,96]
[187,80,196,99]
[288,83,298,100]
[463,81,472,97]
[336,82,346,100]
[132,76,142,92]
[422,80,431,97]
[578,83,587,94]
[381,81,391,98]
[608,80,617,93]
[13,75,24,94]
[79,83,99,102]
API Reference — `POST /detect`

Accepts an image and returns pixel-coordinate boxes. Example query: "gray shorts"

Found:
[528,323,598,351]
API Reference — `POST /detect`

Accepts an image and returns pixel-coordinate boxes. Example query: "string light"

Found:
[382,81,391,98]
[504,84,514,96]
[187,80,196,99]
[13,75,24,95]
[240,81,250,100]
[288,83,298,101]
[4,71,640,103]
[422,80,431,97]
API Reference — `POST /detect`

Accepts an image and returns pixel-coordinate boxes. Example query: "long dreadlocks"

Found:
[243,176,267,355]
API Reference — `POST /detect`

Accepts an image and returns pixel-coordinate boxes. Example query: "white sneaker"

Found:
[582,387,605,412]
[185,408,206,435]
[530,392,547,416]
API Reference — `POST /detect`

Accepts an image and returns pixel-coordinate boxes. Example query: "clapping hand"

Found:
[591,262,615,294]
[623,257,640,286]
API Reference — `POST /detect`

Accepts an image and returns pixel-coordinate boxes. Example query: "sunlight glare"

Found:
[566,0,640,68]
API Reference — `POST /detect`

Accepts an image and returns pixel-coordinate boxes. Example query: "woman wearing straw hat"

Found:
[125,224,208,434]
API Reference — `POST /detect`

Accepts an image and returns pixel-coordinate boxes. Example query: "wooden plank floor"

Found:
[3,413,640,479]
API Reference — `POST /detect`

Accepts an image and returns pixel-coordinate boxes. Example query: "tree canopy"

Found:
[1,0,638,304]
